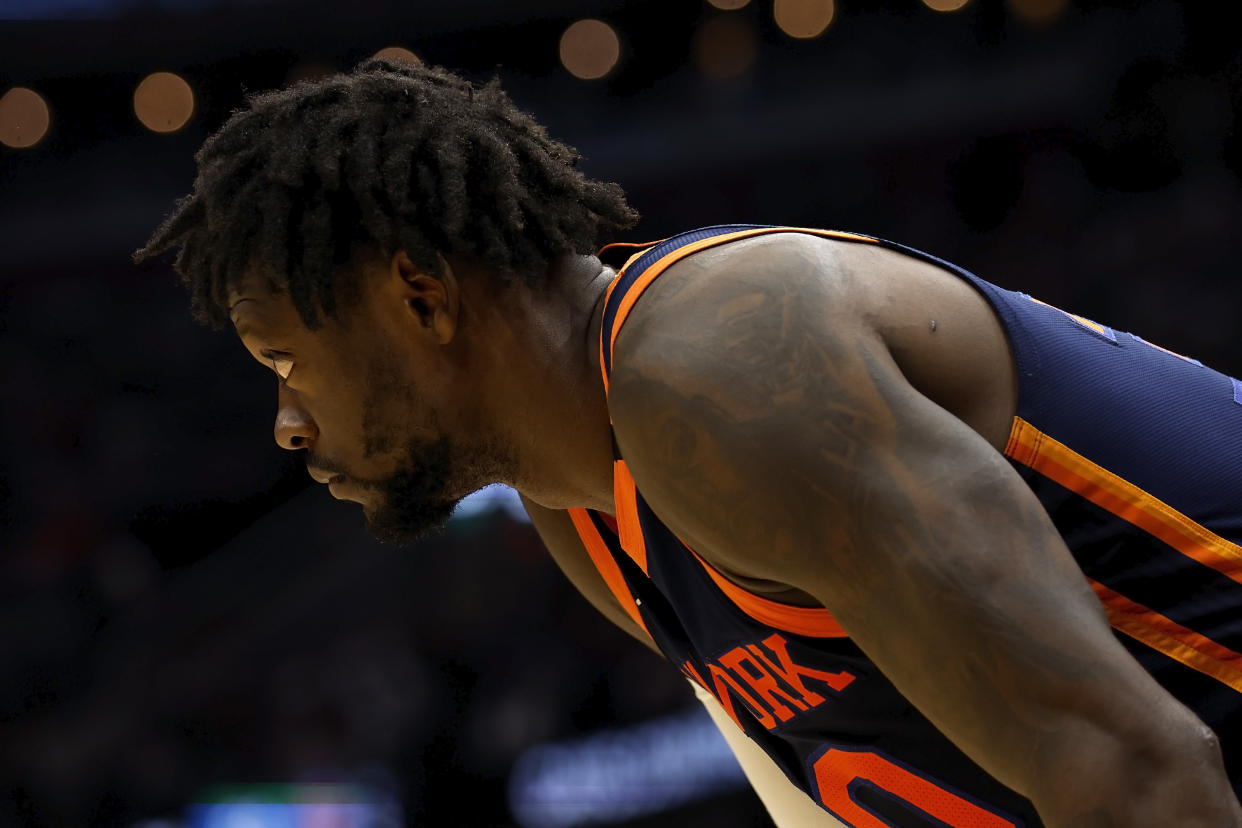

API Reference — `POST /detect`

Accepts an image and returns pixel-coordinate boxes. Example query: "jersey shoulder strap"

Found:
[597,224,880,391]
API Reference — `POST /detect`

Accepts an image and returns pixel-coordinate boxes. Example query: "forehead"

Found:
[226,250,383,336]
[227,274,300,336]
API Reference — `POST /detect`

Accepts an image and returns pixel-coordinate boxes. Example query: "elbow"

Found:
[1031,719,1241,827]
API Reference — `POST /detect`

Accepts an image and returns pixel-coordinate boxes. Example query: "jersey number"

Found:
[810,745,1021,828]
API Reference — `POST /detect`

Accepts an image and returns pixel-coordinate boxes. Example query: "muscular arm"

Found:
[606,234,1241,826]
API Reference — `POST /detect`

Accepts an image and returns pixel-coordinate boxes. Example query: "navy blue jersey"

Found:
[568,224,1242,827]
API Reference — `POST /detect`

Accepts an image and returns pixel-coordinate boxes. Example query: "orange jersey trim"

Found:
[598,242,662,396]
[1005,417,1242,587]
[689,548,849,639]
[600,227,878,394]
[598,239,666,263]
[612,460,649,575]
[1090,580,1242,692]
[1005,416,1242,690]
[568,507,652,640]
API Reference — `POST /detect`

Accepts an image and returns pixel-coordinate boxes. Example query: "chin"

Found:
[361,494,461,547]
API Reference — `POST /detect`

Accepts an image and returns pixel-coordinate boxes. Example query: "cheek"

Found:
[356,374,424,462]
[360,402,399,459]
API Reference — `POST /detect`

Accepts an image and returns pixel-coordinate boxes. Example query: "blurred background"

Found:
[1,0,1240,825]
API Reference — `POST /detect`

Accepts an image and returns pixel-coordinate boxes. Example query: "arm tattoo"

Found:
[605,234,1235,820]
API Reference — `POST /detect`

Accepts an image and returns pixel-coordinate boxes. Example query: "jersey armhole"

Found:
[568,507,653,640]
[686,545,849,639]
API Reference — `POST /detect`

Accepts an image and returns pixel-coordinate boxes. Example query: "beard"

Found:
[345,345,514,545]
[360,433,462,545]
[351,425,516,547]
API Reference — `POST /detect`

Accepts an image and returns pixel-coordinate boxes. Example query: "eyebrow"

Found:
[229,298,261,338]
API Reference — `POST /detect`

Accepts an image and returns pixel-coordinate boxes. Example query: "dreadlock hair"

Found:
[134,58,640,330]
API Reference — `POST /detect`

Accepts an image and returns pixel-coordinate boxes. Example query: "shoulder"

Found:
[601,231,887,561]
[607,229,1017,455]
[606,231,874,426]
[612,230,862,349]
[609,232,863,385]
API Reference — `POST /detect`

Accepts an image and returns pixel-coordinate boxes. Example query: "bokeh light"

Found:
[559,19,621,80]
[707,0,751,9]
[371,46,421,66]
[133,72,194,134]
[773,0,835,39]
[1009,0,1070,26]
[922,0,971,11]
[695,16,758,80]
[0,86,51,149]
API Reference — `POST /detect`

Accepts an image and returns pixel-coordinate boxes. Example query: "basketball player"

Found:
[135,60,1242,826]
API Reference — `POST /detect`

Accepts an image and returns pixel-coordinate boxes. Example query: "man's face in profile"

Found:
[227,260,510,545]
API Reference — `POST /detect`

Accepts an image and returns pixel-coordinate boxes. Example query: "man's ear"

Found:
[392,249,458,344]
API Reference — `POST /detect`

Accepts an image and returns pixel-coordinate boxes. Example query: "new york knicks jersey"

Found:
[567,224,1242,827]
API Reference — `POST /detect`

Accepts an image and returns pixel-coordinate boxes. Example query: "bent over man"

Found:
[137,59,1242,827]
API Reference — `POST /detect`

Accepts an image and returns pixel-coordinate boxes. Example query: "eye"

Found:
[271,357,294,381]
[260,349,295,381]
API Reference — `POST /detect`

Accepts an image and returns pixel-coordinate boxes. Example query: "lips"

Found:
[328,477,356,501]
[307,468,340,485]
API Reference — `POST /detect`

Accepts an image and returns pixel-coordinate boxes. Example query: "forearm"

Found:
[1028,712,1241,827]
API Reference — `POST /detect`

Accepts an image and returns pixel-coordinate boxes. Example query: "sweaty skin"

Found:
[227,234,1241,827]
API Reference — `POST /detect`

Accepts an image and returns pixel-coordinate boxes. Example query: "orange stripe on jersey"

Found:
[688,548,849,639]
[1090,580,1242,692]
[598,260,630,397]
[568,507,652,639]
[598,240,668,395]
[1005,417,1242,587]
[612,460,649,575]
[598,238,662,325]
[602,227,879,392]
[598,239,667,265]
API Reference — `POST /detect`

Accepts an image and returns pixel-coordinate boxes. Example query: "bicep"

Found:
[521,496,661,656]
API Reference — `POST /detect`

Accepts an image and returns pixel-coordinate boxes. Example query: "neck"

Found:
[488,254,617,513]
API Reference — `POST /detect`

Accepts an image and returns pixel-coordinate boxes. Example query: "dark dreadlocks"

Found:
[133,58,639,330]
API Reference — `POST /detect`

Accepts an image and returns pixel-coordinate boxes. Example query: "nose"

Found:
[273,384,317,450]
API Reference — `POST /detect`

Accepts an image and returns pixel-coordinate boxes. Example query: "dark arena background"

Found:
[1,0,1239,826]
